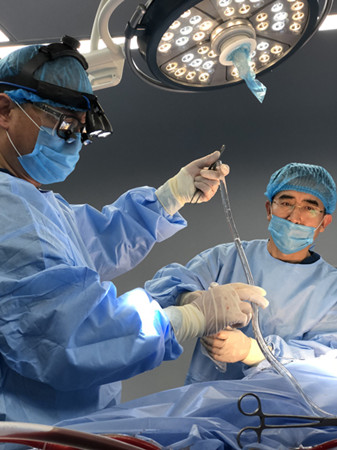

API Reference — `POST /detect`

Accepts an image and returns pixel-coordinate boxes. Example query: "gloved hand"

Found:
[202,330,265,365]
[180,282,268,326]
[155,151,229,215]
[164,282,268,343]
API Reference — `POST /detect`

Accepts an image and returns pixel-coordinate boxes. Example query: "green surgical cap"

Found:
[0,44,93,110]
[265,162,337,214]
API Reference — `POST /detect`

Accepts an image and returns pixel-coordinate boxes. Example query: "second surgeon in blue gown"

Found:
[145,162,337,385]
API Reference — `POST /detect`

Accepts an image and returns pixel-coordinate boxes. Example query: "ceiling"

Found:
[0,0,337,400]
[0,0,336,43]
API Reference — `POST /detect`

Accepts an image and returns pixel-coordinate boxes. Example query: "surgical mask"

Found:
[268,214,323,255]
[6,126,82,185]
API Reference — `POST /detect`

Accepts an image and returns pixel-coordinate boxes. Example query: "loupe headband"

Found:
[0,36,112,141]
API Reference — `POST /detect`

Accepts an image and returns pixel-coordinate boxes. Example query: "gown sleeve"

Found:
[145,244,232,308]
[0,178,184,391]
[62,186,186,280]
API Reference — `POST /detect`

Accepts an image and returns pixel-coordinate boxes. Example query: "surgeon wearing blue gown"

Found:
[0,38,269,426]
[145,163,337,385]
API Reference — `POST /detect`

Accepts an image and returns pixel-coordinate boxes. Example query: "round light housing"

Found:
[125,0,324,91]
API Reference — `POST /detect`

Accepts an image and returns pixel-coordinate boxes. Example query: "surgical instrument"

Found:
[237,393,337,448]
[190,144,226,204]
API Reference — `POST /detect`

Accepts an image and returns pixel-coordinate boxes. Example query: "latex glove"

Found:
[202,329,251,363]
[179,282,268,326]
[164,283,268,343]
[155,151,229,215]
[202,330,265,365]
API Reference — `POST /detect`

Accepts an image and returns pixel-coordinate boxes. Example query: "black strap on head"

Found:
[0,35,92,110]
[0,35,113,138]
[3,35,88,87]
[20,35,88,81]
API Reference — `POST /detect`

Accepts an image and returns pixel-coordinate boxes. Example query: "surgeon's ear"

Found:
[0,94,14,128]
[265,201,272,221]
[319,214,332,233]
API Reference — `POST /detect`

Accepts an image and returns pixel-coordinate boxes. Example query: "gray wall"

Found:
[51,29,337,402]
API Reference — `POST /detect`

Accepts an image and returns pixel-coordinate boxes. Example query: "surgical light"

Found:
[1,0,331,94]
[122,0,332,91]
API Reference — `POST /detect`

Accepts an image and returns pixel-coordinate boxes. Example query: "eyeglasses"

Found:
[34,103,88,144]
[272,199,324,219]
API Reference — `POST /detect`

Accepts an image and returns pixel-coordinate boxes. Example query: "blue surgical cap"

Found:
[0,44,93,111]
[265,163,337,214]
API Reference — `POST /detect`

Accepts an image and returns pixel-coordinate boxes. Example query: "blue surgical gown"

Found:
[145,239,337,384]
[0,171,186,424]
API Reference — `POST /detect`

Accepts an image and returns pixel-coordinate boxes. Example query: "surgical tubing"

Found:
[219,176,332,417]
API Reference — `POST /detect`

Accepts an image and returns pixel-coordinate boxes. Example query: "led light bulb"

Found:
[259,53,270,62]
[271,44,283,53]
[162,32,174,41]
[176,36,189,46]
[274,11,288,20]
[190,15,202,24]
[181,10,191,18]
[203,60,215,69]
[186,71,196,80]
[199,73,210,82]
[271,2,284,12]
[158,43,171,52]
[193,31,206,41]
[293,11,305,19]
[290,22,301,30]
[198,46,209,54]
[166,62,178,71]
[219,0,232,6]
[272,21,285,30]
[200,21,213,31]
[170,21,181,30]
[175,67,186,76]
[182,53,194,62]
[239,5,251,14]
[256,13,268,21]
[224,7,235,16]
[291,2,304,10]
[257,21,269,30]
[190,58,203,67]
[257,41,269,50]
[208,50,218,58]
[181,26,193,35]
[231,67,239,77]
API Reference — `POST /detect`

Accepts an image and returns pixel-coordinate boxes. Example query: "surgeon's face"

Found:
[0,96,85,186]
[269,190,326,225]
[12,102,85,152]
[265,190,332,260]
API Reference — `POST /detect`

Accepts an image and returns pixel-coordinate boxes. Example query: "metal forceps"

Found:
[237,392,337,448]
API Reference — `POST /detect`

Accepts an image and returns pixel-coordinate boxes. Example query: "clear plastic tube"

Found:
[219,176,332,417]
